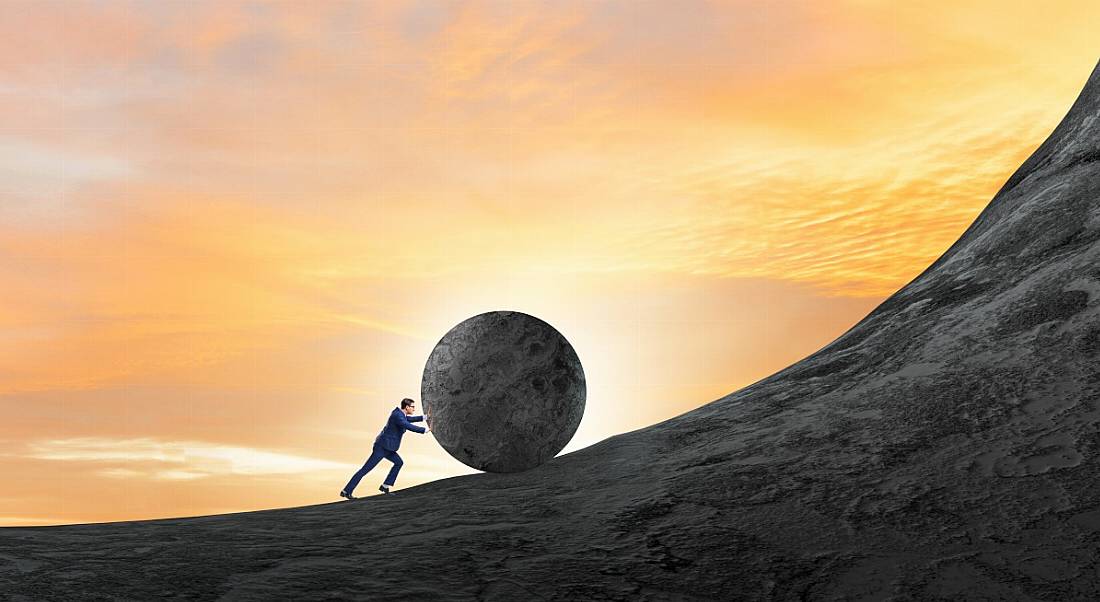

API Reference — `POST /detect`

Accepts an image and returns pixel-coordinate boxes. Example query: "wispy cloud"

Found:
[0,138,132,186]
[605,110,1057,297]
[0,515,76,526]
[25,437,354,481]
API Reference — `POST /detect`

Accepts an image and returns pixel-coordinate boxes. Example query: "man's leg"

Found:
[343,445,386,494]
[382,450,404,487]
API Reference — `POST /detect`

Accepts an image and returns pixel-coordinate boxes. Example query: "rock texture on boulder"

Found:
[421,310,586,473]
[3,59,1100,600]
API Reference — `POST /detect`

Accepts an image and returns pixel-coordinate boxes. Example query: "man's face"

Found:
[403,402,416,415]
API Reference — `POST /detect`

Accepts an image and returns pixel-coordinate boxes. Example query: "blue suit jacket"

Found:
[374,407,426,452]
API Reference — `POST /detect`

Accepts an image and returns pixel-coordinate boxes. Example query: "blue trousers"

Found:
[343,443,403,493]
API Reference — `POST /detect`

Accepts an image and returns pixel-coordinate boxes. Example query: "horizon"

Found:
[2,1,1098,526]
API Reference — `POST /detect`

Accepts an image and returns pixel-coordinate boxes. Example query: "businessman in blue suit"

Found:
[340,398,429,498]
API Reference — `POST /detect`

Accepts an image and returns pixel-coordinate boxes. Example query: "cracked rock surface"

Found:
[3,60,1100,600]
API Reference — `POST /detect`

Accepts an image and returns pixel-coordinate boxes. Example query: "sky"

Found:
[1,0,1097,526]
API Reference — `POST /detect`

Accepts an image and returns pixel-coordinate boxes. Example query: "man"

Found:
[340,398,430,499]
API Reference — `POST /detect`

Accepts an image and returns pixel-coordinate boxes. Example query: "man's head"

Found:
[400,398,416,415]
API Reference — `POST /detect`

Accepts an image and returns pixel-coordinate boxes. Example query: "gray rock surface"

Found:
[421,311,586,472]
[3,59,1100,600]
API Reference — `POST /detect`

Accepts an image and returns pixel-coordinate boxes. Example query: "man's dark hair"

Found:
[401,398,415,409]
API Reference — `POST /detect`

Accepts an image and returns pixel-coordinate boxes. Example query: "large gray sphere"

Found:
[421,311,586,473]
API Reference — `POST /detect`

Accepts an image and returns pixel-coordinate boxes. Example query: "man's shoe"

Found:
[339,490,356,500]
[379,484,391,494]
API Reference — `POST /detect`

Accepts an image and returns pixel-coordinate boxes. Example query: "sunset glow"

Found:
[2,0,1097,525]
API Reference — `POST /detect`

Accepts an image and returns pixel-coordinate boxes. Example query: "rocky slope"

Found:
[3,59,1100,600]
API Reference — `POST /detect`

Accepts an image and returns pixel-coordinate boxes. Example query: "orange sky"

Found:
[1,1,1097,526]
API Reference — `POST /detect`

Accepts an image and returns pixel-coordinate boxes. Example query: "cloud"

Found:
[26,437,354,481]
[0,138,135,227]
[96,468,143,479]
[0,195,435,395]
[581,99,1067,297]
[0,515,73,526]
[0,138,132,185]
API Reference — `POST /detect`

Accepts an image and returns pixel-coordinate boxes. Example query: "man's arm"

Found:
[398,413,427,434]
[407,415,424,423]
